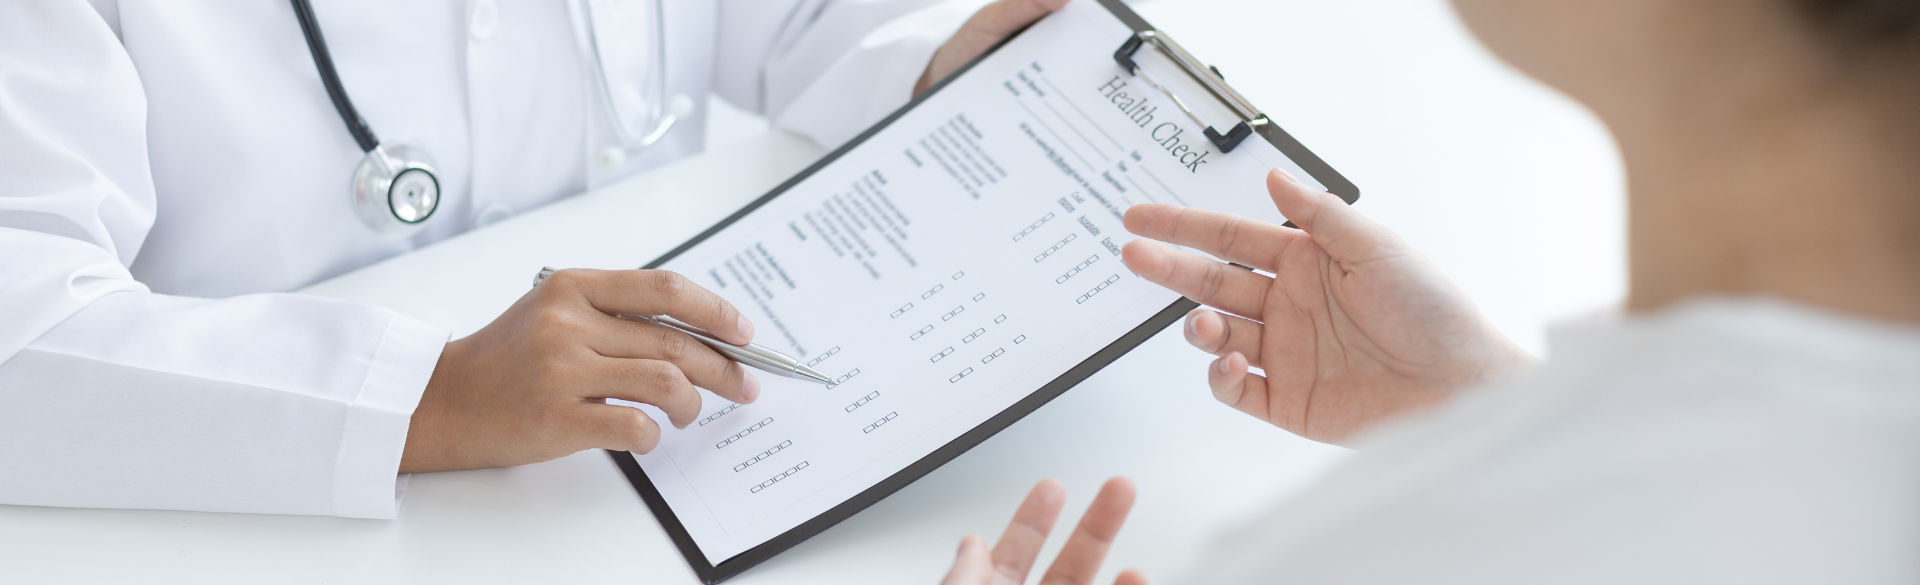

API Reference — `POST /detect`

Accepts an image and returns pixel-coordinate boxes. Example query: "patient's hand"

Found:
[1123,170,1534,444]
[941,478,1146,585]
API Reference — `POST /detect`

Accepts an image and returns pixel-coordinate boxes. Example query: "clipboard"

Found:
[609,1,1357,581]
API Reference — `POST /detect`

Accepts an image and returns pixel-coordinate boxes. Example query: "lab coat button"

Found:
[597,146,628,170]
[470,0,498,41]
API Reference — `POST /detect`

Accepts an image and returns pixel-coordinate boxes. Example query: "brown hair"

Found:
[1793,0,1920,44]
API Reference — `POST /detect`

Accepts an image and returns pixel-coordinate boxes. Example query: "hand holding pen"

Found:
[404,268,779,472]
[533,267,833,385]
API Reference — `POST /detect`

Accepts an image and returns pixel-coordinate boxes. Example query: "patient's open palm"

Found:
[1122,171,1531,444]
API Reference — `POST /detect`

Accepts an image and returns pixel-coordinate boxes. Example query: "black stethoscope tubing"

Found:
[290,0,380,154]
[287,0,443,234]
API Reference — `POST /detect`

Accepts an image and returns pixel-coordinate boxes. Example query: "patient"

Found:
[940,0,1920,582]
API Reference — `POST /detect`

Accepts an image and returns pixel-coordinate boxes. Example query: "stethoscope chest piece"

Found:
[296,0,670,235]
[351,144,440,235]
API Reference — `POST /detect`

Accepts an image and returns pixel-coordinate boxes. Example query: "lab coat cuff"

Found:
[331,311,447,519]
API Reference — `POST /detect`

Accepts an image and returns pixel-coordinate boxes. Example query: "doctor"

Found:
[0,0,1065,518]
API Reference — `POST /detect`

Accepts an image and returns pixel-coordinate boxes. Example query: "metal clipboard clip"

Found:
[1114,30,1269,154]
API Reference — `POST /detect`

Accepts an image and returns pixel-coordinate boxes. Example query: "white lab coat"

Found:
[0,0,981,518]
[1188,298,1920,583]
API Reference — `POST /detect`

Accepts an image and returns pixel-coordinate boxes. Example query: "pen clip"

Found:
[629,314,753,351]
[1113,30,1268,154]
[643,314,706,336]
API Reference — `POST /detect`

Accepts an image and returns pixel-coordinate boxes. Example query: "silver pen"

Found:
[533,267,834,385]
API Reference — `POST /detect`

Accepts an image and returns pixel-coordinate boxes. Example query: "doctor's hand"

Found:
[941,478,1146,585]
[917,0,1072,96]
[400,269,758,473]
[1122,170,1535,445]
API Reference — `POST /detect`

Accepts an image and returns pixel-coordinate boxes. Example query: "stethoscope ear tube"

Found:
[580,0,685,170]
[596,93,693,170]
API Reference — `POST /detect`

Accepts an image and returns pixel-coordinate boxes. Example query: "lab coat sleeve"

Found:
[713,0,992,150]
[0,1,446,519]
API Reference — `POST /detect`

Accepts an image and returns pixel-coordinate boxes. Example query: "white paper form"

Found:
[631,0,1329,563]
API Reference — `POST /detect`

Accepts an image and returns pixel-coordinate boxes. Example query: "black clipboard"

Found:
[609,1,1358,581]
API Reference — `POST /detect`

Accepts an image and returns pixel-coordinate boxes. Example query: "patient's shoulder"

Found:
[1195,297,1920,584]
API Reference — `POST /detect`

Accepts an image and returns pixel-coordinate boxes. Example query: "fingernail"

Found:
[739,369,761,403]
[1214,355,1231,374]
[735,315,755,343]
[1274,168,1301,184]
[1183,312,1198,339]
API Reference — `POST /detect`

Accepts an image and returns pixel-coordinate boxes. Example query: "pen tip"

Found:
[797,365,834,386]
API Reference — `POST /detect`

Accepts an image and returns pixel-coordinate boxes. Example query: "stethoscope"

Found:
[289,0,689,236]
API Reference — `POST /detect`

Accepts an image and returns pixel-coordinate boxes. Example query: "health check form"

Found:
[618,0,1352,573]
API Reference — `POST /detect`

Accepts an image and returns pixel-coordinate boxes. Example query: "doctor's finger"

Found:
[580,358,704,430]
[1184,308,1266,368]
[990,478,1069,583]
[552,269,754,345]
[588,316,758,404]
[577,402,664,454]
[1123,203,1295,272]
[1037,477,1138,585]
[1121,240,1269,318]
[965,0,1071,40]
[921,0,1071,94]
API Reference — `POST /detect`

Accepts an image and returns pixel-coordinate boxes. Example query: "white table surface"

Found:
[0,1,1623,582]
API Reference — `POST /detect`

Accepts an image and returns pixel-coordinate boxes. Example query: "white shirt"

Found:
[1192,298,1920,583]
[0,0,983,518]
